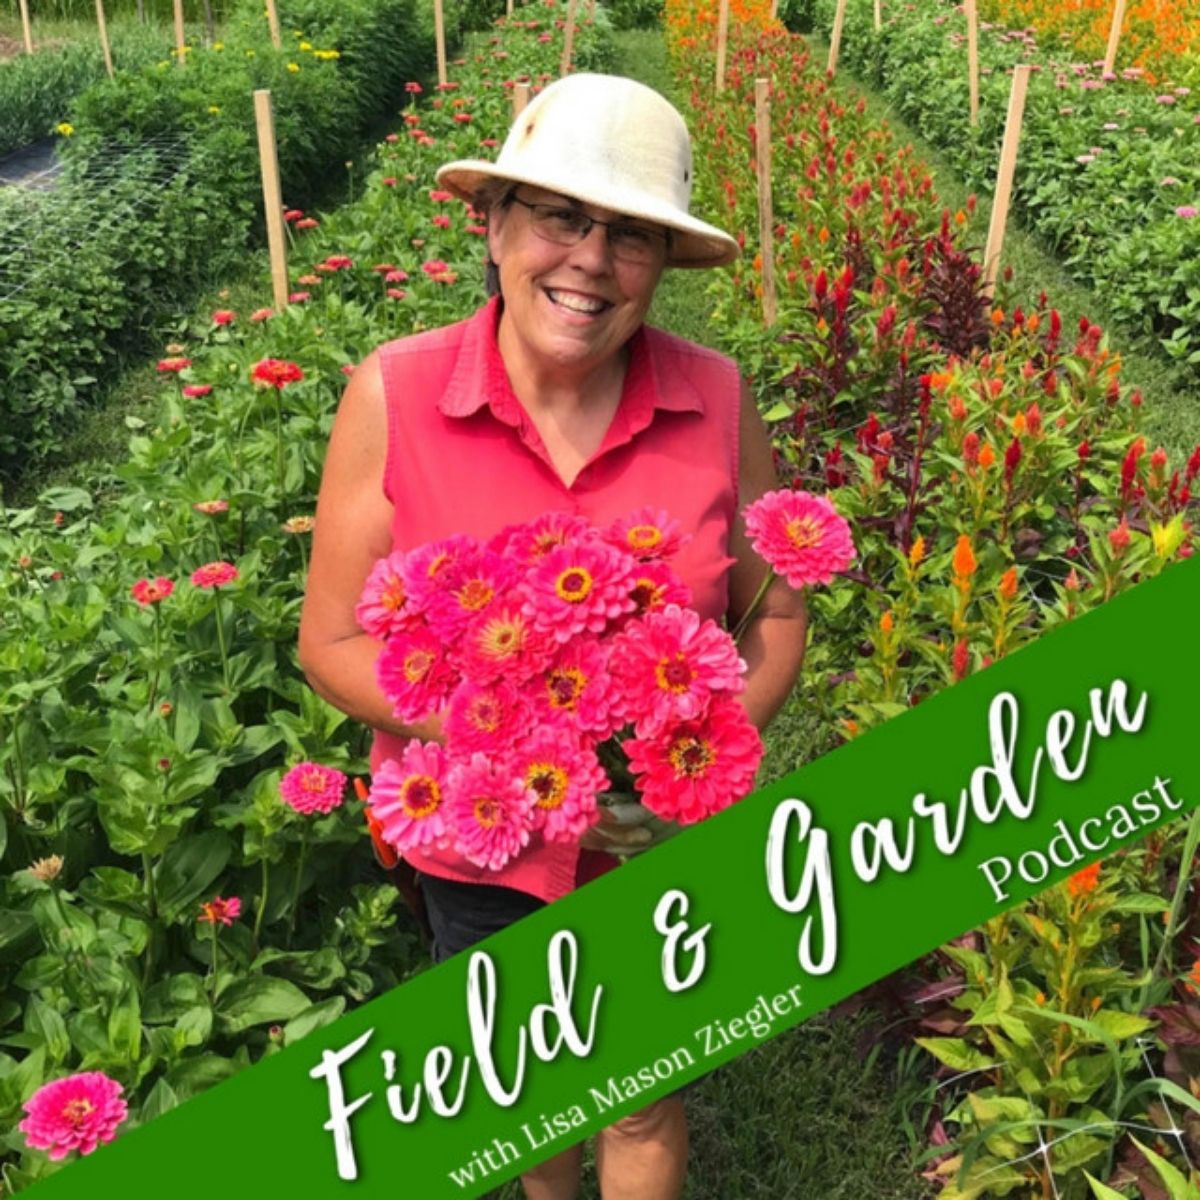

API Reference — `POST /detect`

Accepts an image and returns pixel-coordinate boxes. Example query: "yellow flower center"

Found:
[655,653,694,694]
[457,578,494,611]
[62,1098,96,1127]
[631,577,664,611]
[403,649,433,683]
[526,762,569,810]
[400,775,441,819]
[555,567,593,603]
[546,667,586,710]
[473,797,499,828]
[667,735,716,778]
[382,579,406,611]
[627,524,663,550]
[784,516,821,550]
[479,616,522,658]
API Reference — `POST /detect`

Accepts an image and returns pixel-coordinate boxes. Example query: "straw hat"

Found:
[436,73,739,269]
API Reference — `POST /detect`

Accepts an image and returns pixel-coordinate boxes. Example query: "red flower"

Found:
[421,258,450,276]
[404,81,423,93]
[191,561,239,589]
[1108,518,1131,555]
[283,209,304,222]
[250,358,304,389]
[211,309,235,326]
[295,217,319,230]
[1003,436,1022,484]
[131,576,174,606]
[197,895,242,926]
[1067,862,1101,897]
[182,384,213,398]
[156,356,190,374]
[952,639,970,681]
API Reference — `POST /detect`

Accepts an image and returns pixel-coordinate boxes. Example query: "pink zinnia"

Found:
[445,754,536,871]
[608,604,746,736]
[198,895,242,925]
[182,384,213,398]
[402,534,479,609]
[211,309,235,325]
[626,697,763,824]
[250,307,273,322]
[280,762,346,815]
[531,639,623,738]
[489,511,593,563]
[424,549,516,641]
[604,507,689,560]
[521,540,635,643]
[130,576,173,606]
[444,679,532,754]
[459,600,553,684]
[742,489,855,588]
[156,356,190,374]
[19,1072,128,1160]
[368,741,450,853]
[511,725,606,841]
[376,626,459,721]
[190,561,239,589]
[421,258,450,276]
[627,559,693,617]
[356,550,415,640]
[1176,206,1198,219]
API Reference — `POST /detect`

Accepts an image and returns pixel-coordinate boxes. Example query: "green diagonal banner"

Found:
[28,557,1200,1196]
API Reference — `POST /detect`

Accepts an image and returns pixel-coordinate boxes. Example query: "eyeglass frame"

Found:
[505,191,673,265]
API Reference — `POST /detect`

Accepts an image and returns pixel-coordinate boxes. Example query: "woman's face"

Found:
[487,186,668,381]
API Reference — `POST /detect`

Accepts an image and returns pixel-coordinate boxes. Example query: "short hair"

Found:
[475,180,516,298]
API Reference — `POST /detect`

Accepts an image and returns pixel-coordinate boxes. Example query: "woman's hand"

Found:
[579,808,653,852]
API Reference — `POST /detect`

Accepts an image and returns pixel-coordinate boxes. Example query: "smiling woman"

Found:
[297,72,809,1200]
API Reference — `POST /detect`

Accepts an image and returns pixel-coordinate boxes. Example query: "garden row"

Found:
[797,0,1200,376]
[666,2,1200,1196]
[0,7,614,1191]
[0,0,473,480]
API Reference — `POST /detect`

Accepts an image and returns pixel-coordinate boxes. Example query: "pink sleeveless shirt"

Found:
[372,295,741,902]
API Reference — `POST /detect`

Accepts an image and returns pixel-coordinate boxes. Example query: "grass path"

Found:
[481,28,932,1200]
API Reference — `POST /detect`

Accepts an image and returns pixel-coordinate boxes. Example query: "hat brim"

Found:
[436,160,740,270]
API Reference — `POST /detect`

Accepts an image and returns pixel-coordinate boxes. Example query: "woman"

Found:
[299,73,807,1200]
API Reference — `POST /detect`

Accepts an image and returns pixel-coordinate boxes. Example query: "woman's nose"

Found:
[565,221,614,272]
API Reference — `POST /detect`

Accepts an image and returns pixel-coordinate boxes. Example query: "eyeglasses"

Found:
[508,194,669,265]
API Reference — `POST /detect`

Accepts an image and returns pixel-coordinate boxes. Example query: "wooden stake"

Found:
[770,0,778,21]
[173,0,185,67]
[715,0,729,94]
[1103,0,1127,75]
[965,0,979,126]
[95,0,114,77]
[982,64,1030,292]
[264,0,281,50]
[827,0,848,75]
[254,90,290,314]
[588,0,596,20]
[506,0,513,15]
[560,0,577,77]
[434,0,447,87]
[513,81,531,118]
[754,79,778,327]
[873,0,881,31]
[18,0,33,54]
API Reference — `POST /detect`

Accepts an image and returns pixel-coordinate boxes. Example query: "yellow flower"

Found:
[287,61,301,72]
[208,105,221,114]
[212,40,224,50]
[245,47,256,56]
[55,122,74,137]
[299,40,313,50]
[313,48,340,59]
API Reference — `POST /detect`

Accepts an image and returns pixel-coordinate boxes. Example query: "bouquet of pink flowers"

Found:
[359,492,853,872]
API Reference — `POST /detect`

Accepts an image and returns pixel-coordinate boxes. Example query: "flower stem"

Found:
[1148,809,1200,992]
[208,923,220,1007]
[731,568,777,644]
[253,855,270,955]
[286,825,309,948]
[147,604,162,714]
[274,388,286,503]
[213,591,232,692]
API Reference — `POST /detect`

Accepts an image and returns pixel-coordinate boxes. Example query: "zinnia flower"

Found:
[279,762,347,815]
[627,559,692,616]
[531,639,623,738]
[424,549,516,641]
[608,604,746,736]
[211,309,235,325]
[281,515,314,534]
[130,576,174,605]
[742,489,855,588]
[459,600,553,684]
[521,540,636,643]
[511,725,607,841]
[445,753,537,871]
[190,561,239,589]
[625,697,762,824]
[489,512,592,563]
[182,384,213,398]
[376,626,458,721]
[356,550,415,640]
[197,895,242,925]
[156,356,191,374]
[193,499,228,515]
[401,534,478,609]
[604,507,688,559]
[250,358,304,389]
[444,679,532,754]
[19,1072,128,1160]
[368,741,450,853]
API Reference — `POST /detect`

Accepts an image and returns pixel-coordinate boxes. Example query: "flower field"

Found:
[2,0,1199,1195]
[667,0,1200,1194]
[807,0,1200,376]
[0,9,612,1190]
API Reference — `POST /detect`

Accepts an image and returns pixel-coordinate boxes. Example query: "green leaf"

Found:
[155,830,231,922]
[1130,1139,1195,1200]
[139,1077,179,1122]
[165,1053,241,1100]
[1110,892,1170,915]
[24,997,70,1064]
[915,1037,998,1073]
[283,997,346,1046]
[1089,1009,1155,1041]
[1084,1172,1128,1200]
[107,986,142,1061]
[216,976,310,1035]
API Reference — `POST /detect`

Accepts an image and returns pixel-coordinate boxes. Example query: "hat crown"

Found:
[497,74,694,216]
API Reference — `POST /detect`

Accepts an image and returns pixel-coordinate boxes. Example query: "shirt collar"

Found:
[436,295,706,422]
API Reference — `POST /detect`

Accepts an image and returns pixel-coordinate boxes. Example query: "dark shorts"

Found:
[418,873,546,964]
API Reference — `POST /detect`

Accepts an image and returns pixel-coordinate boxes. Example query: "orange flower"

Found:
[990,307,1005,326]
[909,535,926,568]
[880,610,894,634]
[999,566,1018,600]
[1067,861,1101,896]
[952,534,977,582]
[1187,959,1200,996]
[978,443,996,470]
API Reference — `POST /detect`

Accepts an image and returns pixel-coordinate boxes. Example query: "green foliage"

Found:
[608,0,665,31]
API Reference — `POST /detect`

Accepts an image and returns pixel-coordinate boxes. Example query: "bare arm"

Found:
[726,380,808,732]
[297,351,442,742]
